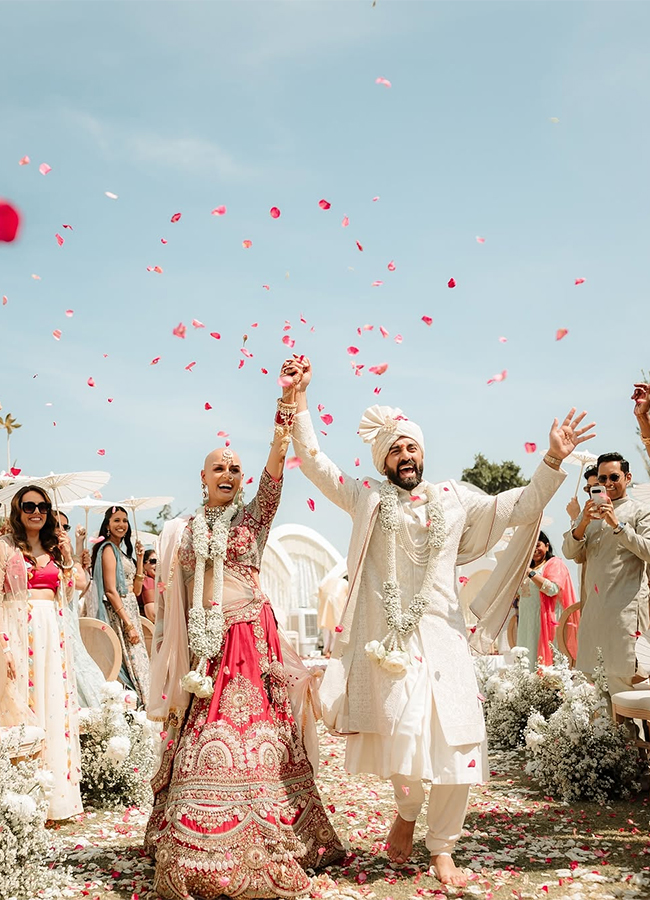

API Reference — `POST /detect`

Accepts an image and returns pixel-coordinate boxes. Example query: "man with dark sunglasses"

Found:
[563,452,650,703]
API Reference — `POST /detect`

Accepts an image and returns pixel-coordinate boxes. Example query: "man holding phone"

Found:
[563,452,650,699]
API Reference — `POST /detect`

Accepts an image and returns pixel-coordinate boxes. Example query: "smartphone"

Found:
[590,484,607,506]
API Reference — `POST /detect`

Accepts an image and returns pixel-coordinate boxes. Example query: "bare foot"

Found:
[386,814,416,864]
[429,854,468,887]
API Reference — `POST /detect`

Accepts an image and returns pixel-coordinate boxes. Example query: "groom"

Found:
[290,355,594,885]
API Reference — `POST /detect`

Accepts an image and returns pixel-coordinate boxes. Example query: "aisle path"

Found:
[44,729,650,900]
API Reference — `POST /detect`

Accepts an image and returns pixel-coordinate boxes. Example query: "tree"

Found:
[142,503,184,535]
[461,453,529,495]
[0,413,22,472]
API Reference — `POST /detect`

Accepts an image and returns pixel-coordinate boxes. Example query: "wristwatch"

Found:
[613,521,625,534]
[528,570,536,579]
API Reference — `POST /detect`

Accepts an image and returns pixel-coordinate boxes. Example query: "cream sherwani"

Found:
[562,495,650,690]
[293,411,566,786]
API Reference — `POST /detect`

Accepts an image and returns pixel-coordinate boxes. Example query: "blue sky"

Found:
[1,0,649,557]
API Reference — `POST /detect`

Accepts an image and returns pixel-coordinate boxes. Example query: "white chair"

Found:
[611,690,650,751]
[557,601,583,669]
[79,617,122,681]
[140,616,154,658]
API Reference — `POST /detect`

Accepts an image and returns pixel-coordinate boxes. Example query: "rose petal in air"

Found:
[241,348,253,358]
[285,456,302,470]
[18,156,30,166]
[105,191,118,199]
[524,442,537,454]
[499,336,507,343]
[356,241,363,251]
[204,403,212,410]
[487,369,508,385]
[0,201,21,243]
[185,361,196,371]
[476,236,485,243]
[282,335,295,348]
[380,326,389,338]
[318,199,331,210]
[574,277,586,285]
[371,280,383,287]
[321,414,333,426]
[161,238,168,244]
[55,233,64,247]
[270,207,281,218]
[375,77,391,87]
[192,319,205,329]
[150,357,161,365]
[422,316,433,326]
[242,240,252,249]
[307,498,315,512]
[347,346,359,356]
[52,330,62,341]
[210,332,221,339]
[555,328,569,341]
[97,449,105,456]
[394,334,403,344]
[369,363,388,375]
[170,212,182,223]
[211,206,227,216]
[341,215,349,227]
[447,277,456,288]
[39,163,52,175]
[87,377,95,387]
[387,260,396,271]
[173,323,187,339]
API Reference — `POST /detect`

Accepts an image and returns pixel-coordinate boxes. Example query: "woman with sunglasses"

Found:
[140,549,157,622]
[91,506,149,706]
[0,485,83,819]
[515,530,578,667]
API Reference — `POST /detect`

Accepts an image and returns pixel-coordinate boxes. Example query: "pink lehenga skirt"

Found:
[145,591,343,900]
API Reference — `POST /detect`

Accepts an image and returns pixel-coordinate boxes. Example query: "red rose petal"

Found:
[447,277,456,288]
[170,212,182,223]
[0,201,21,243]
[318,199,331,210]
[270,206,281,218]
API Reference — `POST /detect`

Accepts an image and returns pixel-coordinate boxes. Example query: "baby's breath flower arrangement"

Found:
[524,657,644,803]
[474,647,566,749]
[0,729,57,900]
[80,681,157,809]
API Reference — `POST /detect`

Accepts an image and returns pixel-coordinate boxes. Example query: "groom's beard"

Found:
[386,459,424,491]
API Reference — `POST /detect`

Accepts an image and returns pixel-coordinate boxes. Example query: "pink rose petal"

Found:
[192,319,205,329]
[150,357,161,365]
[369,362,388,375]
[387,260,396,271]
[524,442,537,454]
[55,233,64,247]
[65,309,73,317]
[97,449,105,456]
[170,212,182,223]
[18,156,30,166]
[318,199,331,210]
[270,206,281,218]
[173,322,187,339]
[499,336,507,343]
[204,402,212,410]
[211,205,227,216]
[87,377,95,387]
[282,335,295,348]
[210,332,221,339]
[285,456,302,469]
[487,369,508,385]
[307,498,315,512]
[354,458,360,466]
[52,329,62,340]
[575,277,586,285]
[39,163,51,176]
[242,240,252,249]
[185,361,196,371]
[556,328,569,341]
[321,413,333,425]
[394,334,403,344]
[380,326,389,338]
[476,236,485,243]
[341,215,349,227]
[375,77,391,88]
[347,346,359,356]
[371,280,383,287]
[421,315,433,326]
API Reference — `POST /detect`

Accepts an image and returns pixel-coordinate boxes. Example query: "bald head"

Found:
[202,447,243,507]
[203,447,241,470]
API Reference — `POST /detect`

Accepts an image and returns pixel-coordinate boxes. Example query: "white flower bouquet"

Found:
[524,659,644,803]
[80,681,158,809]
[0,729,58,900]
[475,647,566,749]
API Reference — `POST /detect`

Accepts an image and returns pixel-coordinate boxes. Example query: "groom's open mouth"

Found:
[398,462,416,477]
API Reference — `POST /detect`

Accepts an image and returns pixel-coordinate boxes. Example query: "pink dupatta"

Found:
[538,556,579,665]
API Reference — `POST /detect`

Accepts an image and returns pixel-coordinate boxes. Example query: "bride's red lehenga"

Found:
[145,470,344,900]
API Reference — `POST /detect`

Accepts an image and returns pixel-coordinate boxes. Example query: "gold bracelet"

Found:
[544,453,562,465]
[544,454,561,470]
[642,437,650,447]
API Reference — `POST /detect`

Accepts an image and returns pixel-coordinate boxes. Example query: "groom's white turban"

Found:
[358,405,425,475]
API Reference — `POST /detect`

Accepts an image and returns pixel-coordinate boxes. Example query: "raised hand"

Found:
[548,409,596,461]
[632,383,650,419]
[292,354,311,392]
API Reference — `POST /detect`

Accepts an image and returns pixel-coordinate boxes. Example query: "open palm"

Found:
[548,409,596,460]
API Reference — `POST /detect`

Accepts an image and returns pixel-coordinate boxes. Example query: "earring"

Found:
[201,482,208,503]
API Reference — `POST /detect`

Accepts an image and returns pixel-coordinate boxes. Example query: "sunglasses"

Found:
[147,559,158,566]
[20,501,52,514]
[597,473,623,484]
[58,523,71,532]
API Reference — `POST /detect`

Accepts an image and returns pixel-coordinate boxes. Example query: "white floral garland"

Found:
[365,480,446,675]
[181,503,238,699]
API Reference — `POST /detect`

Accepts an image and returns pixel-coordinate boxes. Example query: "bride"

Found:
[145,359,343,899]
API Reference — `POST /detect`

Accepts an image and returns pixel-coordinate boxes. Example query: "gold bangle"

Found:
[641,437,650,447]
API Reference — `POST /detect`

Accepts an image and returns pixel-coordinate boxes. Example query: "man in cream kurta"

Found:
[562,452,650,697]
[290,356,595,886]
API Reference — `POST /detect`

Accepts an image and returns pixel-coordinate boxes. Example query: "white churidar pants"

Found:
[391,776,470,856]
